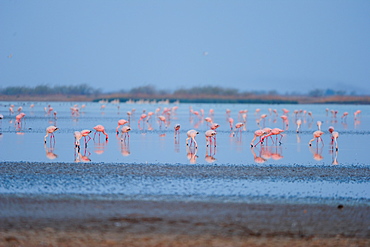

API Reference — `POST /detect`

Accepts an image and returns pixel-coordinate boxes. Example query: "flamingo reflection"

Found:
[205,146,216,163]
[250,147,266,164]
[74,148,91,162]
[331,149,339,165]
[186,146,198,164]
[309,145,324,161]
[119,139,130,156]
[44,144,58,160]
[94,140,108,155]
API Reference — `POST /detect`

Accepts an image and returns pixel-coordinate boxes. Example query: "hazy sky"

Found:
[1,0,369,94]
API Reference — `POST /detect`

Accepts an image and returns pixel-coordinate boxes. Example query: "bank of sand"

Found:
[0,162,369,246]
[1,196,369,247]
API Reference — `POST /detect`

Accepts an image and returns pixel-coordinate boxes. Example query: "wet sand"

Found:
[1,197,369,247]
[1,162,369,246]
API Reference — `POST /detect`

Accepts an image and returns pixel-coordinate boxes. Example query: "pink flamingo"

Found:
[250,129,266,147]
[235,122,244,136]
[354,110,361,120]
[44,125,58,144]
[261,128,284,145]
[204,117,213,126]
[174,124,181,138]
[296,119,302,133]
[93,125,108,141]
[331,131,339,151]
[116,119,128,134]
[210,123,220,131]
[81,129,92,147]
[280,115,289,129]
[158,115,167,128]
[120,126,131,140]
[186,129,199,148]
[15,113,26,128]
[316,121,322,130]
[74,131,82,149]
[308,130,324,146]
[228,117,234,130]
[138,113,147,124]
[341,112,348,121]
[205,129,217,147]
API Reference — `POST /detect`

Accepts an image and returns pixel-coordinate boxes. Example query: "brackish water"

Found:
[0,101,369,204]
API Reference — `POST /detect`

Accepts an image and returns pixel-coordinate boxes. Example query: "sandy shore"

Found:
[1,162,369,246]
[1,196,369,247]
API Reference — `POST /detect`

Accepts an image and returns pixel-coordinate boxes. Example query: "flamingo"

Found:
[93,125,108,141]
[205,129,217,147]
[228,117,234,130]
[158,115,167,128]
[44,125,58,143]
[15,113,26,127]
[250,129,266,147]
[174,124,181,137]
[331,131,339,151]
[296,119,302,133]
[261,128,284,145]
[204,117,213,126]
[235,122,244,136]
[74,131,82,149]
[120,126,131,140]
[116,119,128,134]
[81,129,92,147]
[138,113,147,124]
[210,123,220,131]
[308,130,324,146]
[280,115,289,129]
[186,129,199,148]
[316,121,322,130]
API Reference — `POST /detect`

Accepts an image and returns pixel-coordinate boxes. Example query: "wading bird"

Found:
[116,119,128,134]
[186,129,199,148]
[250,129,266,147]
[120,126,131,140]
[93,125,108,141]
[44,125,58,144]
[205,129,217,147]
[81,129,92,147]
[308,130,324,146]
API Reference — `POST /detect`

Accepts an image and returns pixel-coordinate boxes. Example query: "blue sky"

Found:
[1,0,369,94]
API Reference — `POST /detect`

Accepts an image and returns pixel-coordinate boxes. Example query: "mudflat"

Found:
[1,196,369,247]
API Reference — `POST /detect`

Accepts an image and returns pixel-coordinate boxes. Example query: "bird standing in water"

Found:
[308,130,324,146]
[186,129,199,148]
[120,126,131,140]
[205,129,217,147]
[250,129,266,147]
[81,129,92,147]
[93,125,108,141]
[116,119,128,134]
[44,125,58,144]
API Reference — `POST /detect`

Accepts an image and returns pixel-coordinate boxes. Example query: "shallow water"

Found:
[0,101,369,203]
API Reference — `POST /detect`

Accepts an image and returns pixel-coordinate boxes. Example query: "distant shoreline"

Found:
[1,94,370,104]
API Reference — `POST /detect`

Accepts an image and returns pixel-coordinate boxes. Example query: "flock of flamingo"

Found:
[1,102,363,164]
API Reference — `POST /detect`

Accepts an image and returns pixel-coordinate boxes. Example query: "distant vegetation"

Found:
[0,84,101,96]
[0,84,369,104]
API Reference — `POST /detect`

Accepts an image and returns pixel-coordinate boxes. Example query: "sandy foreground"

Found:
[0,196,369,247]
[0,162,369,246]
